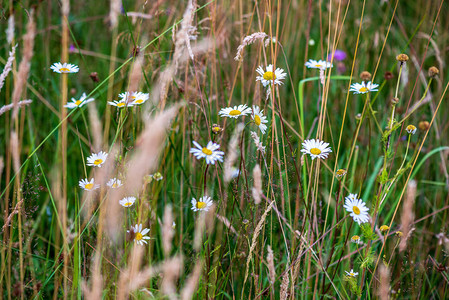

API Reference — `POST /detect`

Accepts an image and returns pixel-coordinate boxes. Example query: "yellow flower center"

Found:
[315,64,322,68]
[310,148,322,155]
[131,95,136,99]
[229,110,241,116]
[59,67,70,72]
[351,235,360,241]
[94,159,103,165]
[263,71,276,81]
[336,169,346,176]
[350,273,355,276]
[116,102,126,107]
[202,148,213,155]
[359,87,368,92]
[135,99,143,104]
[124,202,133,207]
[254,115,261,126]
[213,126,221,132]
[135,232,143,240]
[85,183,93,190]
[380,225,390,231]
[112,183,118,188]
[75,100,82,106]
[196,201,207,209]
[353,206,361,215]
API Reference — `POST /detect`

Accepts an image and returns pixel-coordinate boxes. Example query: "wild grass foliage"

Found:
[1,0,449,299]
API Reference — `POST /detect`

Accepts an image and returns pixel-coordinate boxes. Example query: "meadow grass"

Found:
[1,0,449,299]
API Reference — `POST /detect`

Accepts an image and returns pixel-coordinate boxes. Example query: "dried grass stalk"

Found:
[87,102,103,152]
[6,14,14,44]
[215,214,237,235]
[12,10,35,120]
[280,267,290,300]
[117,246,145,300]
[180,261,203,300]
[267,245,276,285]
[399,179,416,252]
[379,264,390,300]
[109,0,121,28]
[161,255,184,300]
[252,164,262,204]
[162,205,175,257]
[235,32,269,61]
[244,201,274,282]
[0,100,32,117]
[10,131,20,174]
[224,123,243,183]
[127,48,144,100]
[0,44,17,93]
[81,252,103,300]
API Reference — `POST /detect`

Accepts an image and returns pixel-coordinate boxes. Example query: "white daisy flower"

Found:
[251,105,268,134]
[343,193,370,225]
[127,224,150,245]
[119,196,136,208]
[151,172,163,181]
[191,196,213,212]
[190,141,224,165]
[305,59,333,70]
[349,81,379,94]
[107,178,123,188]
[351,235,361,244]
[256,64,287,87]
[119,91,149,106]
[79,178,100,191]
[230,167,240,179]
[107,100,130,108]
[300,139,332,160]
[218,104,252,119]
[50,62,79,74]
[345,269,358,277]
[406,125,417,135]
[86,151,108,168]
[64,93,94,109]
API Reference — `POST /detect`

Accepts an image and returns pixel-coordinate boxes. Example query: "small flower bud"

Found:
[379,225,390,232]
[355,113,362,121]
[384,71,394,80]
[391,97,399,105]
[360,71,372,81]
[428,66,439,78]
[336,169,347,178]
[418,121,430,131]
[212,124,223,134]
[406,124,417,135]
[90,72,99,82]
[396,53,409,63]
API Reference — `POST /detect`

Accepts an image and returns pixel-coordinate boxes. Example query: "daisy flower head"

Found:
[256,64,286,87]
[86,151,108,168]
[119,196,136,208]
[406,124,417,135]
[127,224,150,245]
[151,172,163,181]
[349,81,379,94]
[64,93,94,109]
[119,91,149,106]
[107,178,123,188]
[345,269,358,277]
[50,62,79,74]
[343,193,370,225]
[79,178,100,191]
[336,169,347,178]
[305,59,333,70]
[251,106,268,134]
[379,225,390,232]
[190,141,224,165]
[351,235,361,244]
[301,139,332,160]
[191,196,213,212]
[219,104,252,119]
[108,100,129,108]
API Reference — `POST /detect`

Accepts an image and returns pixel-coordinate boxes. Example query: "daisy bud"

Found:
[428,66,439,78]
[211,124,223,134]
[418,120,430,131]
[391,97,399,105]
[406,124,417,135]
[355,113,362,121]
[90,72,99,82]
[379,225,390,232]
[335,169,347,179]
[396,53,409,63]
[396,231,403,237]
[360,71,372,82]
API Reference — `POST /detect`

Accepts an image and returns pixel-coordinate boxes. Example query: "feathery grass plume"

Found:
[162,205,175,257]
[224,123,244,183]
[244,201,275,283]
[0,100,32,117]
[6,14,14,44]
[0,157,3,179]
[0,45,17,93]
[87,101,103,152]
[126,46,145,99]
[379,264,390,300]
[109,0,121,28]
[280,267,290,300]
[250,131,266,154]
[117,246,145,300]
[234,32,269,61]
[267,245,276,285]
[174,0,197,63]
[399,179,417,252]
[161,255,184,300]
[193,209,207,251]
[180,261,203,300]
[10,131,20,174]
[81,252,103,299]
[252,164,262,204]
[11,10,35,120]
[61,0,69,16]
[215,214,237,235]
